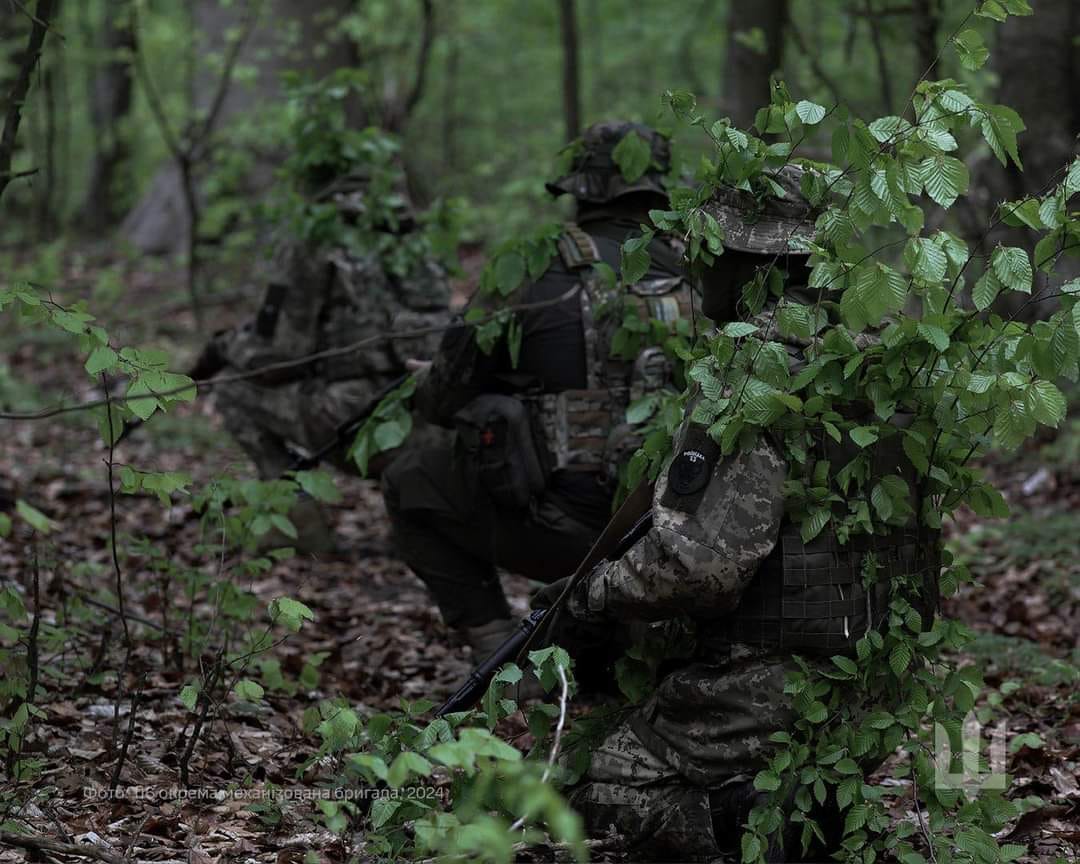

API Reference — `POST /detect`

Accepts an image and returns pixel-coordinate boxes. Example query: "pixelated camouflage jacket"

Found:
[223,235,450,385]
[570,303,932,634]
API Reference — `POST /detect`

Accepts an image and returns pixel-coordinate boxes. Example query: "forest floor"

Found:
[0,254,1078,863]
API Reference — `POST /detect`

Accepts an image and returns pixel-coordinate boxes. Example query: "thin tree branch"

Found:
[101,373,130,650]
[0,0,57,202]
[0,832,123,864]
[403,0,436,118]
[128,4,182,160]
[862,0,894,113]
[192,0,264,155]
[786,15,845,108]
[508,663,570,833]
[0,285,584,421]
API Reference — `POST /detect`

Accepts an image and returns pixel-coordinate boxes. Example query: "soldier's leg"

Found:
[382,447,510,630]
[567,721,723,862]
[215,380,335,553]
[568,650,820,862]
[382,448,601,632]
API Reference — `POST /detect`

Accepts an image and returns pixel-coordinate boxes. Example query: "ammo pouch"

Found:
[453,394,549,511]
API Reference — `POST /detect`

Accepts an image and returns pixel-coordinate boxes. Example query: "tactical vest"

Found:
[709,424,940,656]
[527,223,693,483]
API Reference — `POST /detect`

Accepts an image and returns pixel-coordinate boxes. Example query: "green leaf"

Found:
[625,394,660,424]
[267,513,296,540]
[373,417,411,451]
[620,243,652,285]
[871,482,893,522]
[917,323,950,352]
[269,597,315,632]
[977,0,1009,20]
[831,655,858,676]
[980,104,1025,168]
[991,245,1033,293]
[796,100,827,125]
[370,798,402,830]
[721,321,759,338]
[179,683,200,711]
[889,643,912,676]
[124,377,160,421]
[954,29,989,70]
[800,508,831,543]
[494,252,525,297]
[973,269,1002,311]
[234,679,265,702]
[1027,380,1066,427]
[15,500,56,535]
[386,752,433,788]
[754,770,782,792]
[850,426,879,448]
[85,346,118,376]
[920,155,969,208]
[612,130,653,182]
[294,470,343,504]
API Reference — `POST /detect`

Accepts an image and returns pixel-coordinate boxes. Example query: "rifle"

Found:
[435,481,654,717]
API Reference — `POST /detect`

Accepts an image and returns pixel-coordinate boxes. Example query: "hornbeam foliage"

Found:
[617,3,1075,862]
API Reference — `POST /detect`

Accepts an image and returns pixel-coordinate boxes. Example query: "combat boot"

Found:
[257,494,336,556]
[458,617,546,703]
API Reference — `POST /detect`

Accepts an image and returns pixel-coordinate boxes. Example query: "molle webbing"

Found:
[528,387,629,472]
[707,525,941,655]
[557,222,601,271]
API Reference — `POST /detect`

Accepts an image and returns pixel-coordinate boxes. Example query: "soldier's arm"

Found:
[413,292,509,426]
[570,428,787,622]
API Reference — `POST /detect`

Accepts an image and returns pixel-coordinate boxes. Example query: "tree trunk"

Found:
[975,0,1080,318]
[0,0,58,205]
[722,0,788,128]
[79,0,135,229]
[440,0,460,175]
[558,0,581,141]
[912,0,940,87]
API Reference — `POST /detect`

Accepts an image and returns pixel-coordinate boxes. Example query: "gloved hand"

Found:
[531,576,571,610]
[530,570,605,623]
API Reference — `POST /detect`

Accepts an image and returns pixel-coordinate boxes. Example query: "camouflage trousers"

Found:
[215,375,443,480]
[568,645,804,862]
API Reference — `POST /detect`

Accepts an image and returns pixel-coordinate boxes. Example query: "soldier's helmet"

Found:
[546,121,670,205]
[704,164,817,256]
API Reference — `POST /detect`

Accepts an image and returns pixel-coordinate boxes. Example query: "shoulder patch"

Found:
[659,423,721,513]
[669,447,711,495]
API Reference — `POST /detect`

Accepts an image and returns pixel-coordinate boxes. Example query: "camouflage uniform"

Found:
[560,167,940,861]
[383,123,693,649]
[215,181,450,481]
